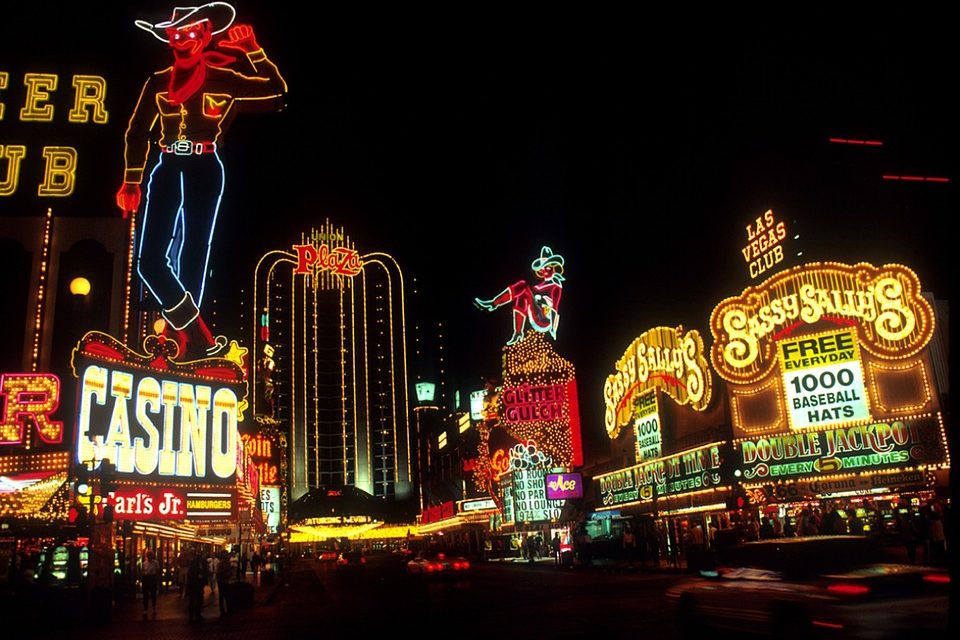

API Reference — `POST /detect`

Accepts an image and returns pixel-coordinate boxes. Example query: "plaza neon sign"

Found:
[292,243,363,277]
[604,326,712,439]
[0,71,108,197]
[710,262,934,384]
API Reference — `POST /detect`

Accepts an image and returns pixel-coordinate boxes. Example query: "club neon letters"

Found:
[0,72,108,197]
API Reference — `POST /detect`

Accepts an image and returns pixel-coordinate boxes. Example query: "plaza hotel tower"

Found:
[252,221,412,504]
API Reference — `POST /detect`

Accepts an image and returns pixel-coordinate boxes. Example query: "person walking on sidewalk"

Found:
[187,551,209,623]
[551,533,562,566]
[216,550,233,616]
[250,551,261,584]
[141,550,160,618]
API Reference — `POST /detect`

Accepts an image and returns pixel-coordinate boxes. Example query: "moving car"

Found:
[665,535,948,639]
[406,550,471,577]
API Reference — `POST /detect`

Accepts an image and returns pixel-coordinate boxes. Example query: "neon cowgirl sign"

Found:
[475,246,565,346]
[115,2,287,362]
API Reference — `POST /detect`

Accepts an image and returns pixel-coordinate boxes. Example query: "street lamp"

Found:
[69,276,91,296]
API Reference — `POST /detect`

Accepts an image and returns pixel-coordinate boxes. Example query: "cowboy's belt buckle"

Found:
[171,140,193,155]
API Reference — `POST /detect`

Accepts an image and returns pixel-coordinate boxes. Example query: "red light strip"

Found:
[882,175,951,183]
[812,621,845,630]
[829,138,883,146]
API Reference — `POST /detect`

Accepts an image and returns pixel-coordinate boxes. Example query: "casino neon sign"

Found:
[72,331,245,486]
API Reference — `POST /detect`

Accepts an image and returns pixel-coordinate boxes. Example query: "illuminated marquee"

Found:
[260,485,280,532]
[109,487,187,520]
[633,393,662,462]
[596,443,722,508]
[0,71,108,198]
[241,432,278,485]
[502,383,567,423]
[604,326,712,439]
[545,472,583,500]
[71,331,246,487]
[741,209,788,279]
[710,262,934,385]
[1,373,63,445]
[736,414,948,482]
[779,329,871,429]
[498,332,582,468]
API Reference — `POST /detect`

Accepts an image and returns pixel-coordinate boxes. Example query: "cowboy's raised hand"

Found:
[219,24,259,53]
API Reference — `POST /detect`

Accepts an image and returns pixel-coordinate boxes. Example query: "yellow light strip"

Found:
[729,376,786,435]
[31,208,53,373]
[122,210,137,344]
[867,358,934,414]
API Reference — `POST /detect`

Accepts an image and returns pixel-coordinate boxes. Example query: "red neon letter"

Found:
[0,373,64,445]
[293,244,318,274]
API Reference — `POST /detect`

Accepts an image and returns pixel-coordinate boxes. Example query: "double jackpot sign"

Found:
[710,262,947,485]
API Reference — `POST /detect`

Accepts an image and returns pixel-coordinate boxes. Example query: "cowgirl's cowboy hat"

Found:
[531,246,564,272]
[135,2,236,42]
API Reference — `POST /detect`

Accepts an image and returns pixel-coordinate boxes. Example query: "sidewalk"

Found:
[110,571,282,624]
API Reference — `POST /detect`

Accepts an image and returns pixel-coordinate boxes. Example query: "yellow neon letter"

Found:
[211,388,239,479]
[0,145,27,196]
[68,75,109,124]
[20,73,58,121]
[38,146,77,196]
[0,71,8,120]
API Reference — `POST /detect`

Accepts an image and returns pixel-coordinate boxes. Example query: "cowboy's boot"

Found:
[161,292,227,361]
[474,288,513,311]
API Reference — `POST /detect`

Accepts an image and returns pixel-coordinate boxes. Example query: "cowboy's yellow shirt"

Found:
[122,48,287,184]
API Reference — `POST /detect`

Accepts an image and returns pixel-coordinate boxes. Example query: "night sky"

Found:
[3,4,955,462]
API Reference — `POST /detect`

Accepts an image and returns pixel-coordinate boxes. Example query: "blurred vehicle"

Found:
[317,548,338,562]
[665,535,948,639]
[406,550,470,577]
[335,548,366,579]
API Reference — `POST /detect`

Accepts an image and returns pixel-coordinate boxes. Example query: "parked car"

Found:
[335,548,366,579]
[317,548,338,562]
[406,550,470,577]
[665,535,948,639]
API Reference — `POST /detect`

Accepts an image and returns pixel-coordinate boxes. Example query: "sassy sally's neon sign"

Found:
[0,71,109,197]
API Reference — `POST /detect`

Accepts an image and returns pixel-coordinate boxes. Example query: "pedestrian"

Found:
[928,509,946,566]
[240,552,249,579]
[251,551,261,583]
[207,553,218,595]
[551,533,562,566]
[216,551,233,616]
[526,535,537,563]
[115,1,287,361]
[141,550,160,618]
[622,525,637,567]
[177,547,191,598]
[186,551,208,623]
